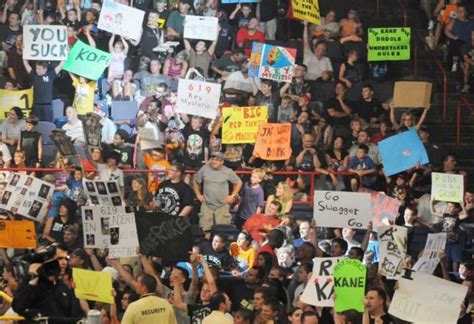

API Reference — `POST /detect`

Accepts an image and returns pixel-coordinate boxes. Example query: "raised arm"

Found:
[108,258,137,291]
[183,38,192,52]
[389,103,400,129]
[121,36,129,56]
[208,38,218,57]
[303,20,310,52]
[229,4,241,20]
[84,26,96,48]
[108,34,116,53]
[23,59,33,74]
[430,199,443,219]
[54,60,65,75]
[415,106,430,130]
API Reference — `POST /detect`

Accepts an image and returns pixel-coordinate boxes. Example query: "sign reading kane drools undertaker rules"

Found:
[313,191,372,229]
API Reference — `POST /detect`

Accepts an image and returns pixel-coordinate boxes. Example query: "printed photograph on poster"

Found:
[81,206,138,258]
[0,173,54,221]
[83,180,124,206]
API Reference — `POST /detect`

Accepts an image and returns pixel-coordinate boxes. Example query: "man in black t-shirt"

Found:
[0,11,22,51]
[156,162,194,217]
[364,287,396,324]
[325,82,353,139]
[354,84,385,124]
[110,129,135,169]
[23,60,65,122]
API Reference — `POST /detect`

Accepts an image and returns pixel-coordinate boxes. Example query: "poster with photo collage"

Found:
[83,180,123,207]
[0,173,53,221]
[81,206,138,258]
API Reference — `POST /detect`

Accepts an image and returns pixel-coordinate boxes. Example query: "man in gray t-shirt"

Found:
[193,152,242,237]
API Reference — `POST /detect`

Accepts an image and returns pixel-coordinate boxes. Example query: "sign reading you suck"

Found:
[23,25,68,61]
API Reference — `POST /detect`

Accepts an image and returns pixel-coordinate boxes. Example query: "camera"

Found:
[12,244,59,281]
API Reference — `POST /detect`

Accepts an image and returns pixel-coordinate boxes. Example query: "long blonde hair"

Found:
[276,181,293,202]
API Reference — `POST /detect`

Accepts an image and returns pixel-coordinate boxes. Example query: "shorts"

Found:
[200,203,230,231]
[445,242,463,263]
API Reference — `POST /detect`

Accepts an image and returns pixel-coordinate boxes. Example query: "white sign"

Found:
[300,257,344,307]
[0,173,53,221]
[82,206,139,258]
[378,226,407,278]
[176,79,222,119]
[83,180,123,207]
[389,269,467,323]
[184,15,218,41]
[431,172,464,203]
[98,0,145,42]
[313,191,372,229]
[413,233,447,274]
[23,25,68,61]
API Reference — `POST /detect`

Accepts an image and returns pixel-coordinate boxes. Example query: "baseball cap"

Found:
[211,152,226,160]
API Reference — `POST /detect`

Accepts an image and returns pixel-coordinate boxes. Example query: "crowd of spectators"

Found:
[0,0,472,323]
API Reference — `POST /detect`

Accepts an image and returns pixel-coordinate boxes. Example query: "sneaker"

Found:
[428,20,434,30]
[451,63,458,72]
[461,84,470,93]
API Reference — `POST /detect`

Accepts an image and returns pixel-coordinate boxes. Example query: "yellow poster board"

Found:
[292,0,321,25]
[0,88,33,119]
[73,268,114,304]
[222,106,268,144]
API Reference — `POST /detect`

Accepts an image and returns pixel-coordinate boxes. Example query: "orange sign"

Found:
[254,123,292,160]
[0,220,36,249]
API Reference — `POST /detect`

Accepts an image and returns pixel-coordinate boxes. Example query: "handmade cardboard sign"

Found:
[248,43,296,83]
[64,40,112,80]
[389,269,468,323]
[392,81,432,108]
[222,106,268,144]
[23,25,68,60]
[291,0,321,25]
[176,79,221,119]
[300,257,343,307]
[378,226,407,278]
[368,27,411,61]
[313,191,372,229]
[254,123,292,160]
[333,259,366,312]
[431,172,464,203]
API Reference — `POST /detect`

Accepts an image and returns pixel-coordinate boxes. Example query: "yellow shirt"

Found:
[230,242,256,271]
[72,79,96,115]
[202,311,233,324]
[121,295,177,324]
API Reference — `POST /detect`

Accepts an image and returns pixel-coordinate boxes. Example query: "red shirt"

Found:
[236,28,266,56]
[243,213,280,244]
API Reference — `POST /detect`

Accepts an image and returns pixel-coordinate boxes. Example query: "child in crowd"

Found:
[108,34,129,82]
[277,96,295,123]
[70,73,97,115]
[18,115,42,168]
[143,147,170,194]
[431,200,469,272]
[235,168,266,229]
[182,115,209,174]
[348,144,377,191]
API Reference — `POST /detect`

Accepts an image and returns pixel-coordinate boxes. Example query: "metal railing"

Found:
[0,167,360,205]
[455,96,474,147]
[414,33,448,122]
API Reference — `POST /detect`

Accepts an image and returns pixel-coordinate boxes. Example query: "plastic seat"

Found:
[110,101,139,120]
[36,121,57,145]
